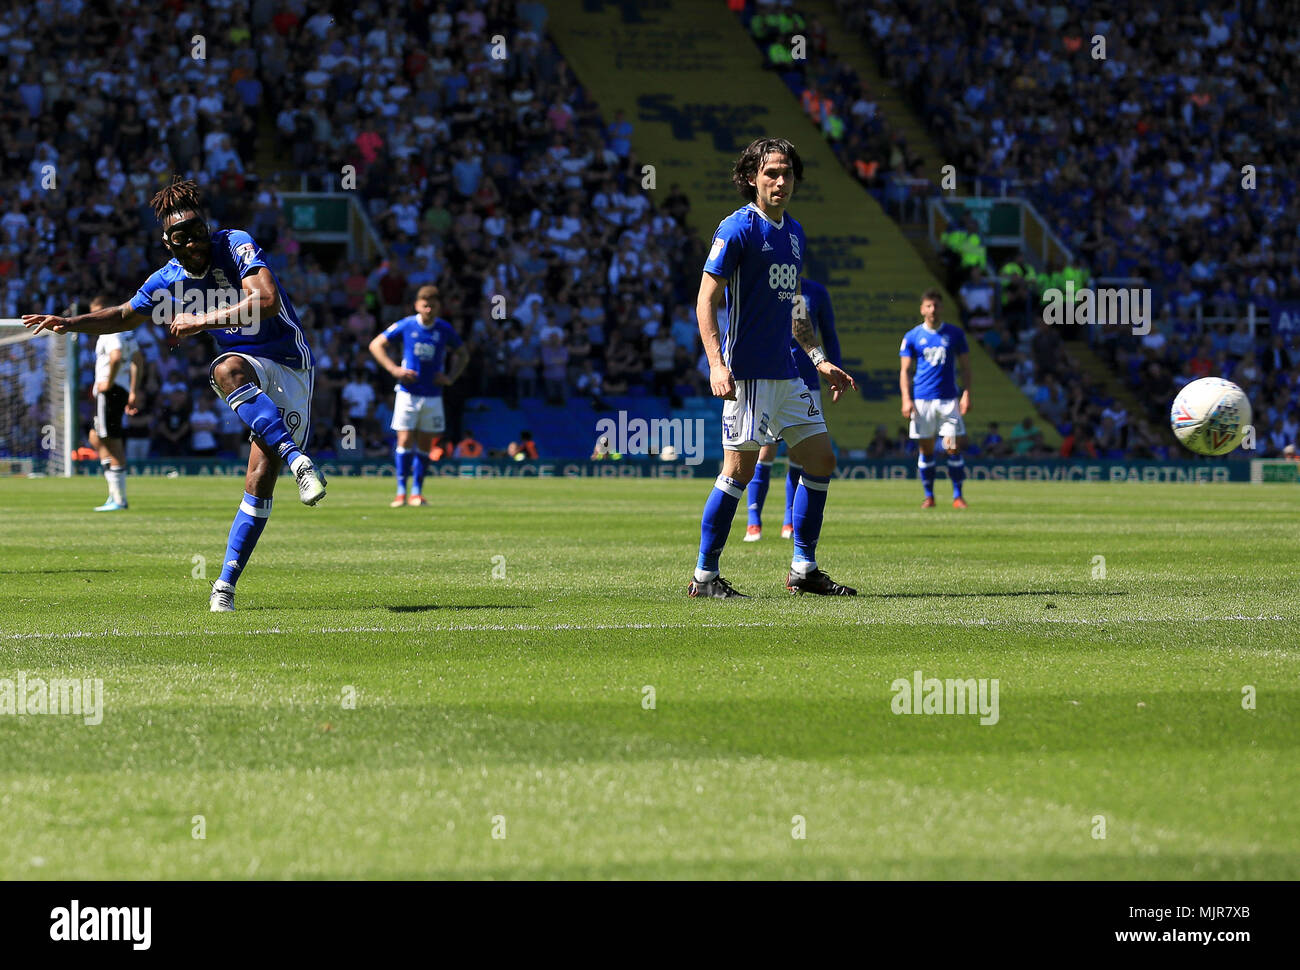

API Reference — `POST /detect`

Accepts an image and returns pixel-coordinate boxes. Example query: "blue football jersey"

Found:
[789,277,841,389]
[900,322,969,400]
[703,203,804,380]
[381,315,463,396]
[129,229,312,369]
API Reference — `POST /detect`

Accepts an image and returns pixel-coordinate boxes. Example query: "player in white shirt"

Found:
[89,294,144,511]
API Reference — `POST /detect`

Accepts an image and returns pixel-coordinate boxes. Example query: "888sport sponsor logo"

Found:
[769,263,799,300]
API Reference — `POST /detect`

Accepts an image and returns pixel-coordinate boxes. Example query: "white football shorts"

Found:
[909,397,966,440]
[390,389,446,433]
[209,352,313,448]
[722,377,827,451]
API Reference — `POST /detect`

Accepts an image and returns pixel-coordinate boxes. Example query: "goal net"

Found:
[0,314,78,477]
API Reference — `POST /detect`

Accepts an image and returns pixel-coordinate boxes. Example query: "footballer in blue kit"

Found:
[689,137,859,598]
[23,177,327,612]
[899,289,973,508]
[369,284,468,507]
[743,276,842,542]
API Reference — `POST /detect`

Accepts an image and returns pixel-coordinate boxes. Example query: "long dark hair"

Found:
[731,137,803,202]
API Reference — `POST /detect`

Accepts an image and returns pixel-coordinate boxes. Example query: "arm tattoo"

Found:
[792,312,815,351]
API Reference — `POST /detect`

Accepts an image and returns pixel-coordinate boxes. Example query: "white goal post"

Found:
[0,306,78,477]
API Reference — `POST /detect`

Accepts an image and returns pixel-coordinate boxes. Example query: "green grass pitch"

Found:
[0,475,1296,879]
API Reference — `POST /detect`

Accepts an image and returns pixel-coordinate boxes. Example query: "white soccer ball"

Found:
[1170,377,1252,456]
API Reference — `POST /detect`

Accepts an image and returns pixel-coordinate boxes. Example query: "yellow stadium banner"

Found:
[547,0,1046,451]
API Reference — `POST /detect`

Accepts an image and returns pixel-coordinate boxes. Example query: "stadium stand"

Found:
[0,0,720,460]
[4,0,1294,460]
[548,0,1044,455]
[820,0,1299,457]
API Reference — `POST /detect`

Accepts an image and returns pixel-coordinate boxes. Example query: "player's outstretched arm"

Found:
[23,302,148,337]
[697,271,734,400]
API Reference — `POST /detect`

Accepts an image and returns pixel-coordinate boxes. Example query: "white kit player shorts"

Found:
[722,377,826,451]
[94,386,129,439]
[909,397,965,440]
[390,389,446,433]
[209,352,313,447]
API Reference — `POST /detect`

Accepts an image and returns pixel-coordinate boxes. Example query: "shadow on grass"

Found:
[0,568,115,574]
[870,590,1128,599]
[234,603,534,613]
[386,604,533,613]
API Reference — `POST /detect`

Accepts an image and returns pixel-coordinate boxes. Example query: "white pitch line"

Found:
[0,615,1290,641]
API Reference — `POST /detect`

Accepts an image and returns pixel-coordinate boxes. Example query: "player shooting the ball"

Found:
[23,176,327,612]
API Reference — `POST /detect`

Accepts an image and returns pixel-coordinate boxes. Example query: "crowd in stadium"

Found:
[4,0,1296,461]
[825,0,1299,457]
[738,0,1299,458]
[1,0,718,460]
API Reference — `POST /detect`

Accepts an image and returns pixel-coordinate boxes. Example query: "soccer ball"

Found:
[1170,378,1252,456]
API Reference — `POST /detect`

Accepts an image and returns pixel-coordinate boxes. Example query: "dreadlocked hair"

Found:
[150,176,205,223]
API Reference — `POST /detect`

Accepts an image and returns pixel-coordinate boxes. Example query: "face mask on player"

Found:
[163,214,209,247]
[162,214,211,272]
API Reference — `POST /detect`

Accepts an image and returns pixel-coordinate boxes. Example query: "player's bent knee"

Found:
[804,455,835,477]
[212,355,258,394]
[721,453,758,486]
[723,463,756,487]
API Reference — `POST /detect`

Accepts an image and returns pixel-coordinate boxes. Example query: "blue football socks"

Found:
[695,474,744,581]
[411,450,426,496]
[394,447,412,495]
[218,492,271,586]
[791,472,829,573]
[746,460,773,527]
[918,454,936,499]
[784,462,802,527]
[947,455,966,499]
